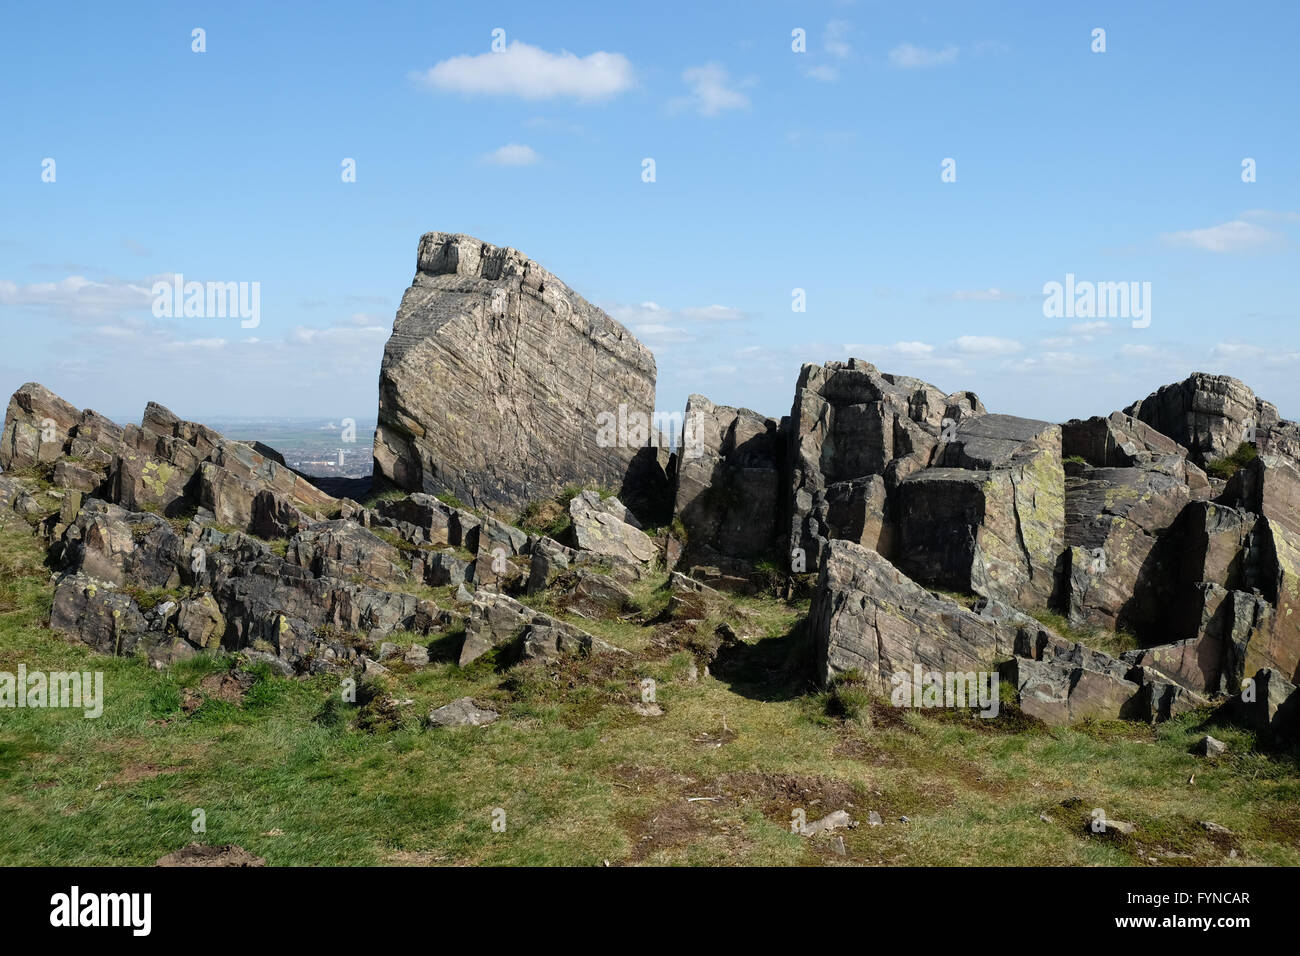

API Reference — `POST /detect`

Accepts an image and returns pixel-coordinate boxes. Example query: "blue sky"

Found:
[2,0,1297,430]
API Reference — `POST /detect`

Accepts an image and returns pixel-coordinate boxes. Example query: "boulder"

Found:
[788,359,979,572]
[373,232,657,514]
[672,394,784,569]
[569,491,656,565]
[458,589,618,666]
[428,697,499,728]
[1125,372,1300,468]
[1058,466,1190,637]
[894,414,1063,608]
[808,539,1025,689]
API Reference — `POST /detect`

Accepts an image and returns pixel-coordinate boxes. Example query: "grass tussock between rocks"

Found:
[1,515,1297,866]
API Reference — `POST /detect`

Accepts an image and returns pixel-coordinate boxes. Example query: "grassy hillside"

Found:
[1,514,1297,866]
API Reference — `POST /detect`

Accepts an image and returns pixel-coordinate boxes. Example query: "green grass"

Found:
[1,513,1297,866]
[1205,442,1259,481]
[1029,609,1141,658]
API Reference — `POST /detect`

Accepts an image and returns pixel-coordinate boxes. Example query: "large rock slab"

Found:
[568,491,656,565]
[787,358,982,572]
[372,232,657,514]
[895,415,1063,608]
[672,394,784,570]
[1125,372,1300,468]
[809,538,1024,689]
[1058,466,1190,637]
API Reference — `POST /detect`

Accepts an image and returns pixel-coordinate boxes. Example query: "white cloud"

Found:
[0,275,154,319]
[943,288,1019,302]
[412,41,634,102]
[888,43,959,68]
[951,335,1022,355]
[1120,344,1159,358]
[481,143,541,167]
[670,63,750,116]
[824,20,853,59]
[1240,209,1300,223]
[680,304,746,322]
[1160,220,1283,253]
[1070,321,1112,334]
[804,64,839,82]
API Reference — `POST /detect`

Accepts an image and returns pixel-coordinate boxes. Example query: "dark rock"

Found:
[373,232,657,514]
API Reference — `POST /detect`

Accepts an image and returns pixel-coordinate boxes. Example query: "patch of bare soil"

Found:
[155,843,265,867]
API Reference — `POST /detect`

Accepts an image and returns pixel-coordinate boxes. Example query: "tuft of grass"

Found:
[1205,442,1258,481]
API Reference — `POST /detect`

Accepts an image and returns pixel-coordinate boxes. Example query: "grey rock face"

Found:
[808,538,1025,689]
[788,359,980,572]
[1124,372,1300,468]
[373,232,657,514]
[673,394,784,571]
[893,414,1064,609]
[568,491,657,565]
[1058,466,1190,637]
[428,697,499,728]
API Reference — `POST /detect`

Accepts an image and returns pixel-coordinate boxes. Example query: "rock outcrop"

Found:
[672,394,784,573]
[373,232,657,515]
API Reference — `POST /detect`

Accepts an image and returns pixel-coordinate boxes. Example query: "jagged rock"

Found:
[672,394,784,569]
[895,412,1063,609]
[404,642,430,667]
[428,697,498,728]
[51,460,103,494]
[58,501,183,588]
[50,575,150,657]
[1197,735,1227,757]
[0,382,83,471]
[373,232,657,514]
[458,589,620,666]
[569,491,656,565]
[286,520,409,588]
[1125,372,1300,467]
[809,539,1030,689]
[560,567,634,614]
[1058,466,1190,637]
[175,594,226,650]
[1002,655,1143,725]
[1223,667,1299,740]
[423,548,473,587]
[789,359,980,571]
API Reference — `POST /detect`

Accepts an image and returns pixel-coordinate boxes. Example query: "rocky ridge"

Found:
[1,233,1297,743]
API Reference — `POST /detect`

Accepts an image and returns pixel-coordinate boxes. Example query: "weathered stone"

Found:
[569,491,656,564]
[175,594,226,650]
[1059,466,1190,637]
[673,394,784,569]
[373,232,657,514]
[1223,667,1299,740]
[428,697,498,728]
[1002,655,1143,726]
[1125,372,1298,467]
[0,382,82,472]
[809,539,1023,689]
[458,589,617,666]
[58,501,183,588]
[50,574,150,657]
[286,520,409,588]
[788,359,973,572]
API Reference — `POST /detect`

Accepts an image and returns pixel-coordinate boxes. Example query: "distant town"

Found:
[205,417,376,480]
